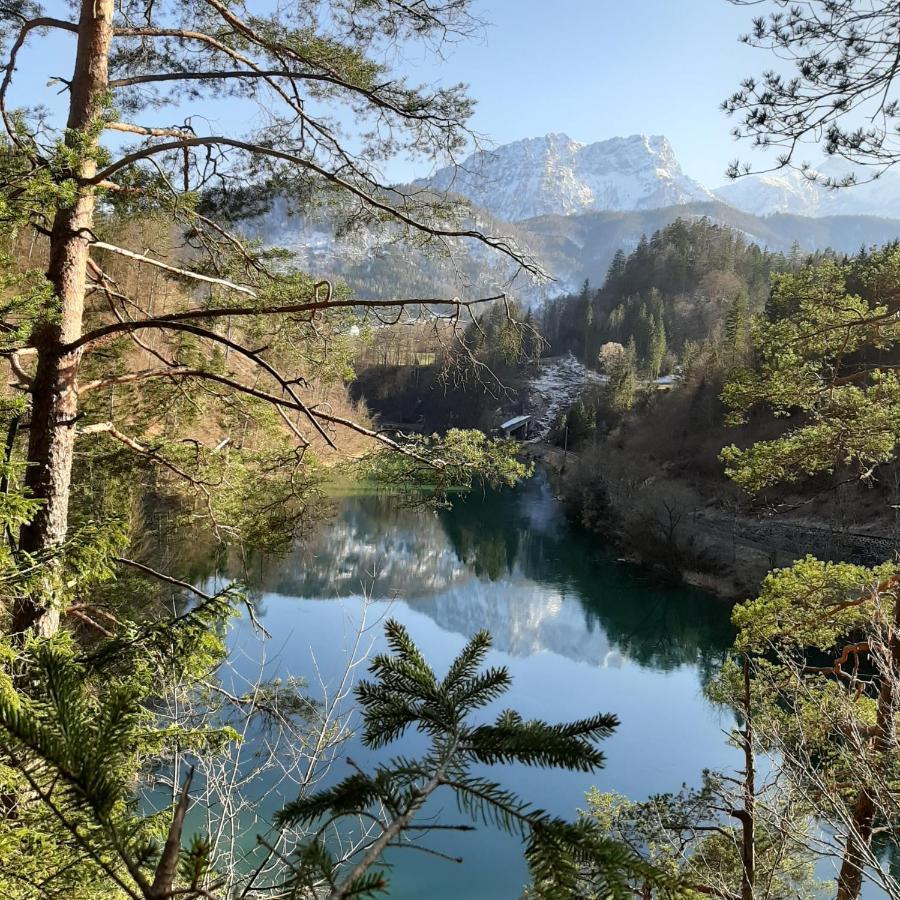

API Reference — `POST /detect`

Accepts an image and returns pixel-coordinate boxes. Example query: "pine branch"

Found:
[272,620,639,898]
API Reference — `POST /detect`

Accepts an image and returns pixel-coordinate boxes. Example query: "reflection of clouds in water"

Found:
[263,490,630,665]
[284,565,630,670]
[265,511,471,600]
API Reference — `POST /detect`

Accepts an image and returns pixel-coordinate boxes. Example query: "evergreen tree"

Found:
[522,311,541,360]
[647,314,667,380]
[579,279,593,362]
[721,249,900,493]
[680,339,702,379]
[540,218,787,367]
[721,245,900,899]
[0,616,677,899]
[723,290,750,367]
[606,249,627,286]
[608,339,637,412]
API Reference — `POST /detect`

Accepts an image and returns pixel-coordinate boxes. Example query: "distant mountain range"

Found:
[715,159,900,219]
[251,133,900,304]
[413,133,715,220]
[518,202,900,293]
[416,132,900,221]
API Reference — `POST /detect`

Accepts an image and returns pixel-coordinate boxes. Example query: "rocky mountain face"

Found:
[249,134,900,305]
[415,133,715,221]
[714,158,900,219]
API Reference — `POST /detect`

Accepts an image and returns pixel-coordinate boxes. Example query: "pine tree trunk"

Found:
[835,590,900,900]
[836,790,875,900]
[11,0,112,637]
[739,656,755,900]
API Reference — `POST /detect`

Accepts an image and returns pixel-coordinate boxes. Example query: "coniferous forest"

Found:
[6,2,900,899]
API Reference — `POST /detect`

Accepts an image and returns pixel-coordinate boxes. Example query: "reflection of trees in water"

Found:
[579,587,735,686]
[439,470,565,584]
[441,500,520,581]
[441,472,735,679]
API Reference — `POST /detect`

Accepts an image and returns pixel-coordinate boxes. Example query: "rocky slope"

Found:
[247,134,900,305]
[415,133,715,221]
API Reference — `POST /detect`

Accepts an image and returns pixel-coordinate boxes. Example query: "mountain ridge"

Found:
[414,131,900,221]
[413,133,715,221]
[714,162,900,219]
[248,132,900,306]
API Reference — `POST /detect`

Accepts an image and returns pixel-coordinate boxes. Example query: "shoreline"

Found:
[521,440,900,602]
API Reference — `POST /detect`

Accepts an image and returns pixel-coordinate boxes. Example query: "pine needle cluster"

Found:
[275,619,676,900]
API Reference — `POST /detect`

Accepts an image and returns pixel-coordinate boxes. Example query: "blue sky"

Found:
[390,0,772,186]
[8,0,783,187]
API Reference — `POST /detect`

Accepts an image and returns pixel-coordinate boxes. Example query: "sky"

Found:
[7,0,785,187]
[379,0,775,185]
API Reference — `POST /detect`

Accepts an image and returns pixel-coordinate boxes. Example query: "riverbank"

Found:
[522,440,900,601]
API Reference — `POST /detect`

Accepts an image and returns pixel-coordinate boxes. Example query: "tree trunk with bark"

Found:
[835,589,900,900]
[12,0,112,637]
[739,656,755,900]
[836,791,875,900]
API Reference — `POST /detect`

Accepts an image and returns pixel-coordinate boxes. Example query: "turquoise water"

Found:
[223,470,740,898]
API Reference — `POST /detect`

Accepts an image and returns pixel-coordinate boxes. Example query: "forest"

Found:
[4,1,900,899]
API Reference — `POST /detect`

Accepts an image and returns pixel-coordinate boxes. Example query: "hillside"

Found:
[251,194,900,305]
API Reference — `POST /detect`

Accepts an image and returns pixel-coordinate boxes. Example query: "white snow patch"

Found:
[522,354,606,439]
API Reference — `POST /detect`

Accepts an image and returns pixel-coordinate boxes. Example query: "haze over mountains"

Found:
[254,132,900,303]
[714,163,900,219]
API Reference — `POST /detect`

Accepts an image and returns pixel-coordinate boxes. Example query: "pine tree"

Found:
[606,249,627,285]
[609,339,637,412]
[0,0,538,638]
[726,1,900,187]
[723,291,750,367]
[721,245,900,899]
[579,279,593,362]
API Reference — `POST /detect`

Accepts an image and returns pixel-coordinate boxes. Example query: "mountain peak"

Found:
[417,133,712,221]
[714,160,900,218]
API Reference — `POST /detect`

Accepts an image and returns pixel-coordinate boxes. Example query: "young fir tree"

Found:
[0,613,680,899]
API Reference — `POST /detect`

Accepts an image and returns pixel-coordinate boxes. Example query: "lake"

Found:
[222,469,740,898]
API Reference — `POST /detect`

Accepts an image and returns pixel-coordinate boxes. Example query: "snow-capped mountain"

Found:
[716,158,900,219]
[415,133,716,221]
[715,169,823,217]
[246,133,900,307]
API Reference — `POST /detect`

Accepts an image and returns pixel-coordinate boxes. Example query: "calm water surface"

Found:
[225,470,739,898]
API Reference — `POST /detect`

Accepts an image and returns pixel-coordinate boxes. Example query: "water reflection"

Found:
[221,471,739,900]
[239,470,734,680]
